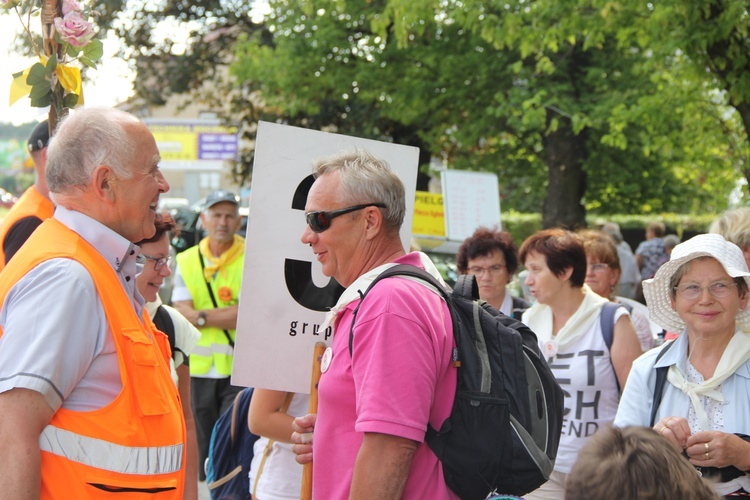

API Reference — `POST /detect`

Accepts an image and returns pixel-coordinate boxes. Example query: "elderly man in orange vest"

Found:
[0,107,186,499]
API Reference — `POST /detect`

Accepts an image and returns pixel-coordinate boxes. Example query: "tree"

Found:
[607,0,750,191]
[230,0,742,226]
[17,0,737,225]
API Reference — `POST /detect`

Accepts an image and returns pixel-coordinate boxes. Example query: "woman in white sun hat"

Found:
[615,233,750,497]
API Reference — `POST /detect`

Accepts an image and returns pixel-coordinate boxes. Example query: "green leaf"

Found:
[66,44,80,58]
[26,63,47,86]
[30,92,52,108]
[46,54,57,76]
[63,93,80,108]
[29,82,51,100]
[80,56,97,69]
[12,70,23,79]
[83,40,104,61]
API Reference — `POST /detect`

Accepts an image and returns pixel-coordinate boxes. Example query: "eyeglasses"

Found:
[305,203,387,233]
[674,281,738,300]
[136,253,172,272]
[467,264,506,276]
[587,263,609,272]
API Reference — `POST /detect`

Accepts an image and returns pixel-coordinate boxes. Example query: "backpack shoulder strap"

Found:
[348,264,450,357]
[599,301,620,350]
[152,304,177,360]
[649,340,676,427]
[600,301,626,392]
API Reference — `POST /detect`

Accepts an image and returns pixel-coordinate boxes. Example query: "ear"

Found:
[740,287,749,310]
[363,206,383,240]
[562,266,574,283]
[92,165,115,202]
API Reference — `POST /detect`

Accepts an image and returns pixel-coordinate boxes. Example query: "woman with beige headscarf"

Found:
[616,233,750,497]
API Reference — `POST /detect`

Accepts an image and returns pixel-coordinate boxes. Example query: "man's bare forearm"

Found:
[0,389,54,499]
[349,432,418,500]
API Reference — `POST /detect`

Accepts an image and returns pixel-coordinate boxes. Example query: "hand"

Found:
[686,431,750,470]
[291,413,316,465]
[653,415,691,450]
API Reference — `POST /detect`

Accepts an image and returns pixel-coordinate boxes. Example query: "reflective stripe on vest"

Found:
[40,426,183,475]
[191,343,233,357]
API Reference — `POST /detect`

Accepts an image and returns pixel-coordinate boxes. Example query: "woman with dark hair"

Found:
[520,229,642,499]
[456,227,529,320]
[136,213,200,499]
[616,234,750,497]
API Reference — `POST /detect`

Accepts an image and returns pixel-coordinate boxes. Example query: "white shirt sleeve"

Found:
[163,304,201,365]
[170,263,194,303]
[0,258,118,412]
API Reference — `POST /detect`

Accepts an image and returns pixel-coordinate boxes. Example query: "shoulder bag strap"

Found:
[600,301,621,392]
[197,249,235,348]
[252,392,295,497]
[649,340,675,427]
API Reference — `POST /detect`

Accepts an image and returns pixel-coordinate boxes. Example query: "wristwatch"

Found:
[196,311,207,327]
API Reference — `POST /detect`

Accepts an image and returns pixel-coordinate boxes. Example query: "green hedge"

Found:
[502,210,718,245]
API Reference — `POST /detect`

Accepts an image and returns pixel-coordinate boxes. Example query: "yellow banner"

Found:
[412,191,445,237]
[148,123,238,161]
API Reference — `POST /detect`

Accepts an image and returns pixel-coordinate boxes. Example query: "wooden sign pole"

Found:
[300,341,326,500]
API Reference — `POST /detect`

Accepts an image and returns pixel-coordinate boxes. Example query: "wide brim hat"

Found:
[643,233,750,333]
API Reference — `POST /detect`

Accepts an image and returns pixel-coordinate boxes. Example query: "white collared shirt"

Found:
[0,207,144,411]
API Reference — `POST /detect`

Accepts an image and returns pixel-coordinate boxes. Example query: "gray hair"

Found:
[710,207,750,250]
[313,149,405,233]
[600,222,623,244]
[46,107,141,195]
[664,234,681,250]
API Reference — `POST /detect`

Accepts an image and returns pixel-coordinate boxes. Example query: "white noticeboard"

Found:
[441,170,501,242]
[232,122,420,394]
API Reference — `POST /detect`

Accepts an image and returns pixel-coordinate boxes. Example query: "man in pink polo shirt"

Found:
[291,150,458,499]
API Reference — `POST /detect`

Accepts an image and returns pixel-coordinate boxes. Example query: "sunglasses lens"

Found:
[307,211,330,232]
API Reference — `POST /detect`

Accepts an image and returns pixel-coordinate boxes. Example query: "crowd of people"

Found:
[2,106,750,499]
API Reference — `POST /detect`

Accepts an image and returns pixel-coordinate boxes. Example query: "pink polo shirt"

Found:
[312,253,458,499]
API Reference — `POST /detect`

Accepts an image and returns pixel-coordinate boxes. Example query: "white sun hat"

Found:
[642,233,750,333]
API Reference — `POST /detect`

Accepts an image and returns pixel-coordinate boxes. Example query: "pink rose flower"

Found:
[54,11,94,48]
[61,0,83,15]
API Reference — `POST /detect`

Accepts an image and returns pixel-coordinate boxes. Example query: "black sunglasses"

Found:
[305,203,387,233]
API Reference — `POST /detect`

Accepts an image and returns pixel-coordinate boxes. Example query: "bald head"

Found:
[46,107,143,199]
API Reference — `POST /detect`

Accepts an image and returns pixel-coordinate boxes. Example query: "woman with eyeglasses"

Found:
[136,213,201,500]
[615,234,750,498]
[456,227,529,320]
[519,229,642,500]
[579,229,657,352]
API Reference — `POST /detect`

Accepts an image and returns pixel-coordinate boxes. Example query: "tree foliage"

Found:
[13,0,742,226]
[229,0,743,226]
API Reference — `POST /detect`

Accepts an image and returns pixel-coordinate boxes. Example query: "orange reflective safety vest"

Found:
[0,218,186,498]
[0,185,54,271]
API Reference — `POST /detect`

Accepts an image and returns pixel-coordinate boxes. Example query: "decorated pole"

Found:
[5,0,102,131]
[41,0,63,130]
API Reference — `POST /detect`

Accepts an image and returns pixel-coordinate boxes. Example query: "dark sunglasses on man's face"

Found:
[305,203,387,233]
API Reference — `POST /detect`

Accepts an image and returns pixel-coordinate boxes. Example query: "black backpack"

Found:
[349,265,565,499]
